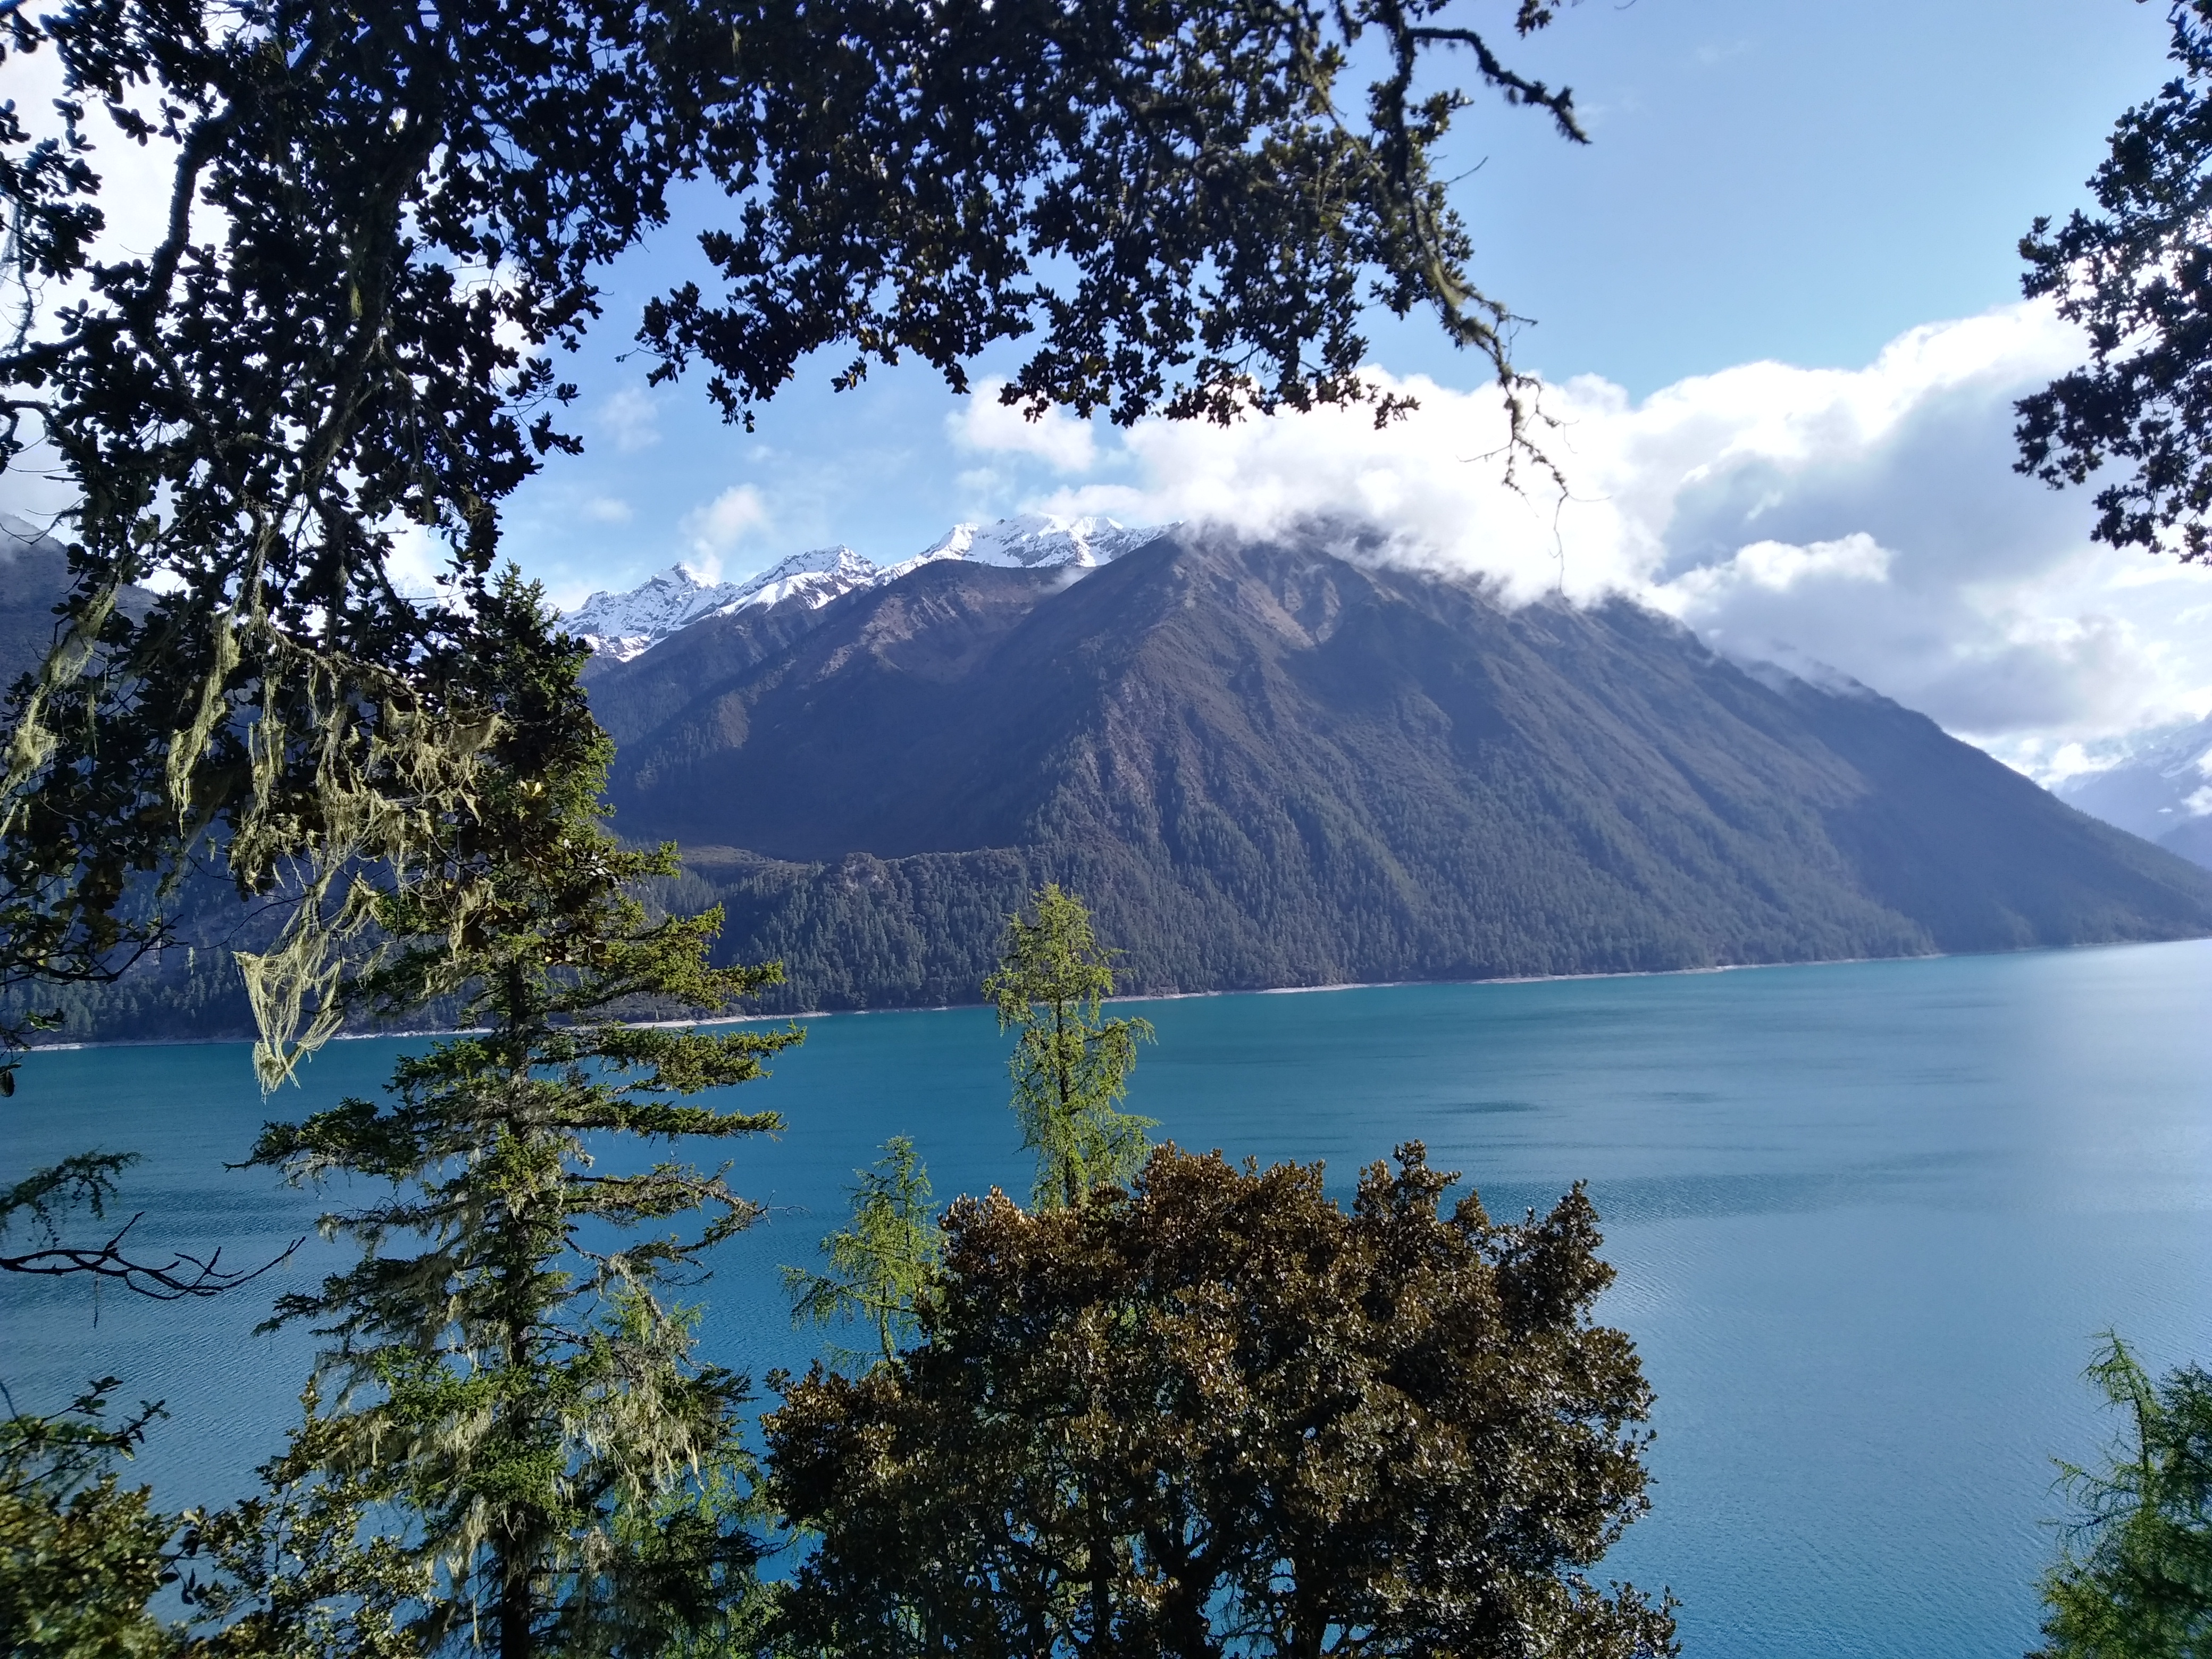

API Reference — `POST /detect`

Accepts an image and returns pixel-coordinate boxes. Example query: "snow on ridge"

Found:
[566,514,1160,661]
[2054,711,2212,842]
[884,513,1157,581]
[721,544,881,616]
[564,563,744,661]
[563,545,879,660]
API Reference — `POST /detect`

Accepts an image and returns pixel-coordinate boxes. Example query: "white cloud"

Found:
[950,381,1100,473]
[680,485,769,572]
[384,523,447,600]
[1023,303,2212,768]
[598,387,662,455]
[582,496,633,524]
[1671,533,1894,597]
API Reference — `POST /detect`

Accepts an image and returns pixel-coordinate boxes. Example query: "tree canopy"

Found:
[2018,0,2212,561]
[767,1143,1673,1659]
[0,0,1592,1075]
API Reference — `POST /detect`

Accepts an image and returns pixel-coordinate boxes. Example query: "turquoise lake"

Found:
[5,940,2210,1656]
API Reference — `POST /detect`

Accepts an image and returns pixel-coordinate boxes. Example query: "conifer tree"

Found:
[783,1137,943,1368]
[982,886,1155,1209]
[235,572,797,1658]
[2034,1336,2212,1659]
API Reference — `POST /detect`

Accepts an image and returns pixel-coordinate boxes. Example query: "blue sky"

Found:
[501,0,2178,597]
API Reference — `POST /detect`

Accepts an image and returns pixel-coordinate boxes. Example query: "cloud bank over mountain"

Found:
[977,305,2212,778]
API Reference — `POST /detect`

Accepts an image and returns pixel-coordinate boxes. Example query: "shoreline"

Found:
[20,934,2205,1052]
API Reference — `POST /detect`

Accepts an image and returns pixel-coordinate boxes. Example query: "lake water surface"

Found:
[6,941,2210,1657]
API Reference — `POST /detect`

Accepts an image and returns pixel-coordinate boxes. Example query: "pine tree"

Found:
[234,572,797,1658]
[783,1137,943,1369]
[982,886,1155,1209]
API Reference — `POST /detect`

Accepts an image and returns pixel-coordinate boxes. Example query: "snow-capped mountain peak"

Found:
[888,513,1155,580]
[562,546,882,661]
[564,564,743,661]
[564,515,1159,661]
[725,544,880,613]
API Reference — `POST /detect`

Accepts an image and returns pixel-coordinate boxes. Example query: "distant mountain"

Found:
[564,546,881,661]
[586,526,2212,1013]
[2055,715,2212,871]
[564,513,1155,664]
[1,513,157,678]
[884,513,1160,577]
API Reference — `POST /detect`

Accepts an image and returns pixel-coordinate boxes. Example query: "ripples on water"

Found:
[6,941,2209,1658]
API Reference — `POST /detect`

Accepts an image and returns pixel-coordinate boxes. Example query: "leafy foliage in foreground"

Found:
[2018,1,2212,560]
[769,1143,1675,1659]
[0,1381,177,1658]
[2034,1336,2212,1659]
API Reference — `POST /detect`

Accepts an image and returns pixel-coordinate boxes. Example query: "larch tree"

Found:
[783,1136,945,1370]
[767,1143,1676,1659]
[2034,1336,2212,1659]
[983,884,1155,1209]
[216,573,799,1658]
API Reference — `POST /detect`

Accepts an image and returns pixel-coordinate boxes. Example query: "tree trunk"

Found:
[498,1547,532,1659]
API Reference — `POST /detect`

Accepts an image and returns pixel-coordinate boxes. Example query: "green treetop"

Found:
[2035,1335,2212,1659]
[983,885,1155,1209]
[784,1136,944,1369]
[231,572,797,1658]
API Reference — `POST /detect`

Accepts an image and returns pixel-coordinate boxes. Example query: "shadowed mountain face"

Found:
[588,530,2212,1012]
[1,514,161,685]
[1,516,89,678]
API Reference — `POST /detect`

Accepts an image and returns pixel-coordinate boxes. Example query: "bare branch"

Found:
[0,1211,301,1300]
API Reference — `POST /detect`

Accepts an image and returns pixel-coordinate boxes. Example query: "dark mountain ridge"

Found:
[590,529,2212,1012]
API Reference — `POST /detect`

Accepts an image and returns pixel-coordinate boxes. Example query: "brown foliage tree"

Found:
[766,1143,1674,1659]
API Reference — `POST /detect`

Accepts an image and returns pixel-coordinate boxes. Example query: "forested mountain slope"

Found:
[588,529,2212,1013]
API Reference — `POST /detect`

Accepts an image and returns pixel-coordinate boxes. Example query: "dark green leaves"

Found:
[2017,1,2212,560]
[767,1142,1674,1659]
[647,0,1585,434]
